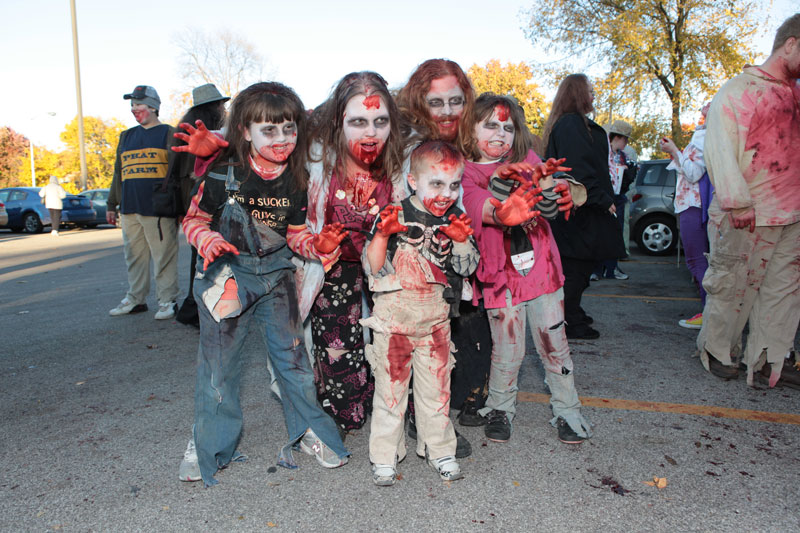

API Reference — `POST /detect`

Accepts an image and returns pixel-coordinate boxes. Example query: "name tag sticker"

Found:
[511,250,535,272]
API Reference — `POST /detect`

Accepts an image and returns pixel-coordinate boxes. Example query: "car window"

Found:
[664,168,676,187]
[9,191,27,202]
[0,190,8,203]
[98,190,108,201]
[640,165,664,186]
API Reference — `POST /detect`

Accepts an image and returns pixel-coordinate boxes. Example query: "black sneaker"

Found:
[556,417,585,444]
[484,410,511,443]
[565,324,600,340]
[407,413,417,440]
[455,430,472,458]
[458,401,487,427]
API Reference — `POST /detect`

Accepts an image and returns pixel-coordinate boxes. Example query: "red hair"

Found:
[397,59,475,144]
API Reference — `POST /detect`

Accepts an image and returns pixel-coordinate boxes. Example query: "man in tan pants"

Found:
[698,14,800,387]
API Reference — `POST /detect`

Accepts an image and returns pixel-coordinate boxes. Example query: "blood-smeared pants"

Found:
[697,217,800,382]
[364,287,456,466]
[479,288,578,422]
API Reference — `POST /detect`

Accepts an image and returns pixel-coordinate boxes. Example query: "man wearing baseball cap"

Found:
[107,85,180,320]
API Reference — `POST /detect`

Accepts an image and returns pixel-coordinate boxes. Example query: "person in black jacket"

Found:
[542,74,625,339]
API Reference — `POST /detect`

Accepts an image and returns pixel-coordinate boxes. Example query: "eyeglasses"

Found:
[426,96,465,109]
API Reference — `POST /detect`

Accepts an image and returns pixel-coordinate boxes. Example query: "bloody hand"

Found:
[442,213,474,243]
[172,120,229,157]
[203,238,239,270]
[376,205,407,236]
[314,222,349,254]
[489,181,541,226]
[729,207,756,233]
[553,180,574,221]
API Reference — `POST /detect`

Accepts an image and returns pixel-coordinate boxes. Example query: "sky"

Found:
[0,0,794,151]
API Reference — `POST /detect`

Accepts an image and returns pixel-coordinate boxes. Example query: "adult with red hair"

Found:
[396,59,491,458]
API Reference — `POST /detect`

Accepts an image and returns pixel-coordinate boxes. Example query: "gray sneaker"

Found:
[428,454,464,482]
[178,437,201,482]
[299,429,347,468]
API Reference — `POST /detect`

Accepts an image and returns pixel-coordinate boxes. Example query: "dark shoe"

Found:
[407,414,417,440]
[455,430,472,458]
[706,351,739,380]
[175,297,199,328]
[759,354,800,389]
[583,315,594,325]
[458,401,487,427]
[565,324,600,340]
[556,417,585,444]
[484,410,511,443]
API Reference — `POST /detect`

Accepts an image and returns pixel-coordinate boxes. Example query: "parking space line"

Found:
[585,293,701,302]
[517,391,800,425]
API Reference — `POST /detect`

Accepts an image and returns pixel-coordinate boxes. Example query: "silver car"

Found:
[628,159,678,255]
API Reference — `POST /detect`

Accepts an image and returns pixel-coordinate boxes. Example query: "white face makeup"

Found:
[342,94,391,167]
[408,159,462,217]
[425,75,465,141]
[244,119,297,164]
[474,104,515,162]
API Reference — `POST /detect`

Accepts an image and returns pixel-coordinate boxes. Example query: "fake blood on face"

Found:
[363,95,381,110]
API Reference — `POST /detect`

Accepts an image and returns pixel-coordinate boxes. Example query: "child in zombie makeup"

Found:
[360,141,479,486]
[299,72,407,435]
[174,82,350,486]
[460,93,593,445]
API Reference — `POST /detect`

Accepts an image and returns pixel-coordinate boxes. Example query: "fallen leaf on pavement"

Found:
[512,481,520,487]
[643,476,667,489]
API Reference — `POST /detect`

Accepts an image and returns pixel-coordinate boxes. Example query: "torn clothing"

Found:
[362,280,456,465]
[478,288,583,426]
[704,66,800,226]
[363,196,479,317]
[697,216,800,383]
[193,258,347,486]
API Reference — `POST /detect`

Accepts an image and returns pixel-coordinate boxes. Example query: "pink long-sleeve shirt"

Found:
[461,150,564,310]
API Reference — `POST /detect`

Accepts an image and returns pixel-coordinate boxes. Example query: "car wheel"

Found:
[23,212,44,233]
[82,223,98,229]
[635,215,677,256]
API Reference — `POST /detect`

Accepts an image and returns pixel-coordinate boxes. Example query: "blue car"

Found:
[0,187,96,233]
[78,188,111,226]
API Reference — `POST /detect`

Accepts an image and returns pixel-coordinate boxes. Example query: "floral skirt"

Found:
[311,261,374,430]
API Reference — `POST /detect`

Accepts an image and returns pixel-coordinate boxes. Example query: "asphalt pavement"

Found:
[1,226,798,532]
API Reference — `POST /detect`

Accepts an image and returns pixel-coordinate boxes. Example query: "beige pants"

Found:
[697,216,800,381]
[120,213,180,306]
[363,285,456,466]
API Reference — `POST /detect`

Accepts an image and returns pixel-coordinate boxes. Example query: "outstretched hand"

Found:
[314,222,349,254]
[552,180,574,221]
[203,239,239,270]
[489,181,542,226]
[172,120,229,158]
[376,205,407,236]
[496,158,570,188]
[442,213,473,243]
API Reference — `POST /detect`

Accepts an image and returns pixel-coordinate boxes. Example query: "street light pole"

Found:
[70,0,88,190]
[29,139,36,187]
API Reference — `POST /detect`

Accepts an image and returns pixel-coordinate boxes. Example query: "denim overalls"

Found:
[192,164,348,486]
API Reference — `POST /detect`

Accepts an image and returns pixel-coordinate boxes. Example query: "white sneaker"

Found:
[51,230,59,236]
[109,297,147,316]
[372,463,397,486]
[154,302,176,320]
[428,455,463,482]
[299,429,348,468]
[179,437,201,482]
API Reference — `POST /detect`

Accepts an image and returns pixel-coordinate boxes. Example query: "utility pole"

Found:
[70,0,88,190]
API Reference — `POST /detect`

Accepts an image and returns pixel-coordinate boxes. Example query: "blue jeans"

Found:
[193,250,348,486]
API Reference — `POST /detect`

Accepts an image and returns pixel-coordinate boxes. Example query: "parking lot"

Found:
[1,227,798,532]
